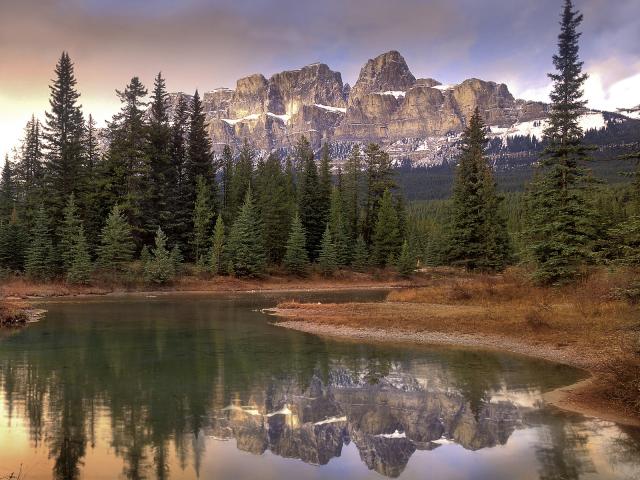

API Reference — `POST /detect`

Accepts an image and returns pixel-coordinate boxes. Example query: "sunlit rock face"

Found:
[205,366,523,477]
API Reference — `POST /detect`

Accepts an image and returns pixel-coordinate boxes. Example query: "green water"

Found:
[0,291,638,480]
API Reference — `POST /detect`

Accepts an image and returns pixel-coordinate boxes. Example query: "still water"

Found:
[0,291,639,480]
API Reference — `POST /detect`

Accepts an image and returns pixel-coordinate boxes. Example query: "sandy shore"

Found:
[270,317,640,427]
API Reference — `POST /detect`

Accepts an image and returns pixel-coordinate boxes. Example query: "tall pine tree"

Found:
[25,206,55,279]
[186,90,215,216]
[284,212,309,276]
[227,189,266,277]
[97,205,135,272]
[372,189,401,267]
[363,143,395,244]
[297,136,324,259]
[526,0,596,284]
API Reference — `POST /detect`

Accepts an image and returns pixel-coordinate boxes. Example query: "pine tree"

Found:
[351,235,370,272]
[58,194,83,272]
[318,142,332,225]
[283,212,309,276]
[526,0,596,285]
[229,140,254,222]
[317,224,338,275]
[43,52,85,228]
[67,226,92,284]
[143,228,175,284]
[192,176,213,265]
[186,90,215,218]
[227,189,266,277]
[342,144,362,243]
[146,72,172,235]
[25,206,55,279]
[0,209,27,272]
[447,109,510,271]
[329,187,349,266]
[209,214,225,275]
[80,114,103,252]
[255,152,292,264]
[372,189,401,267]
[97,205,135,271]
[396,240,415,277]
[167,94,191,252]
[104,77,149,246]
[220,144,234,225]
[15,116,45,228]
[297,136,324,259]
[0,159,15,222]
[363,143,395,244]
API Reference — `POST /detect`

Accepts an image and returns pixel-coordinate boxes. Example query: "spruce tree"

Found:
[144,228,175,284]
[342,144,362,243]
[526,0,596,285]
[25,206,55,279]
[220,145,234,225]
[81,114,103,252]
[318,142,332,226]
[192,176,213,265]
[372,189,401,267]
[283,212,309,276]
[255,152,292,264]
[209,214,225,275]
[186,90,216,214]
[363,143,395,244]
[67,226,92,284]
[227,189,266,277]
[0,159,15,221]
[59,194,82,271]
[447,109,510,271]
[229,140,254,222]
[15,116,45,228]
[329,187,349,266]
[43,52,85,228]
[0,209,27,272]
[297,136,324,259]
[317,224,338,275]
[351,235,370,272]
[167,94,191,252]
[396,240,416,277]
[97,205,135,271]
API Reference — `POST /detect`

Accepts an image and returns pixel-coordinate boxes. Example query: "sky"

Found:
[1,0,639,162]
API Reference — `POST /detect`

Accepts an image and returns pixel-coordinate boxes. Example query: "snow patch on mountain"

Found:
[222,113,261,125]
[314,104,347,114]
[266,112,291,123]
[376,90,406,99]
[490,111,606,142]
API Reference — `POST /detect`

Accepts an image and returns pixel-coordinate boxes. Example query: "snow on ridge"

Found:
[375,430,406,439]
[266,112,291,123]
[314,104,347,113]
[376,91,406,99]
[489,111,606,141]
[432,84,455,91]
[222,113,261,125]
[314,416,347,426]
[266,405,292,417]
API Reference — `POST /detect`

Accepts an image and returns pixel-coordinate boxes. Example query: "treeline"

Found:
[0,53,412,282]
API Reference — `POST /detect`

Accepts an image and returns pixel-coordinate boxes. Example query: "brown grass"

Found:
[274,266,640,419]
[0,300,29,327]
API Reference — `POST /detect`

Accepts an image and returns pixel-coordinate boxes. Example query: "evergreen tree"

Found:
[59,194,83,272]
[396,240,416,277]
[25,206,55,279]
[297,136,324,259]
[526,0,596,284]
[342,144,362,243]
[209,214,225,275]
[229,140,254,221]
[329,186,349,266]
[372,189,401,267]
[167,94,191,252]
[227,189,266,277]
[351,234,370,272]
[186,90,215,214]
[192,176,214,265]
[43,52,85,228]
[363,143,395,244]
[97,205,135,271]
[104,77,149,245]
[318,142,332,225]
[283,212,309,276]
[0,209,27,272]
[143,228,175,284]
[447,108,510,271]
[67,226,92,284]
[220,145,234,225]
[146,72,172,235]
[255,152,292,264]
[317,224,338,275]
[81,114,103,252]
[0,158,15,221]
[15,116,45,228]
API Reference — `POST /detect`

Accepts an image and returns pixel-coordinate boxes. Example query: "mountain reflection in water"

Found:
[0,293,638,480]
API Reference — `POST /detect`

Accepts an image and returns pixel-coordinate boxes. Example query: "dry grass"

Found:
[275,266,640,419]
[0,300,29,327]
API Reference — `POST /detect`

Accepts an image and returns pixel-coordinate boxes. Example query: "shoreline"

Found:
[270,316,640,428]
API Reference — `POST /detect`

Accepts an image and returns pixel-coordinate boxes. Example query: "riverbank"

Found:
[270,267,640,426]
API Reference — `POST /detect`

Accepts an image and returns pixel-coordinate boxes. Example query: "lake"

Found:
[0,291,639,479]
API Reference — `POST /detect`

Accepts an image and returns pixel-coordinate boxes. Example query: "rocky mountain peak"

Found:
[349,50,416,103]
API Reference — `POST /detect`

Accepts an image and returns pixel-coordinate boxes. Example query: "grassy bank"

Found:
[272,267,640,424]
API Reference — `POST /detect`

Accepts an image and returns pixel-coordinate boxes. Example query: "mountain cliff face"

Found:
[167,50,633,166]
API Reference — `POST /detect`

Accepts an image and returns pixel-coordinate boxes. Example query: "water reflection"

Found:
[0,294,638,480]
